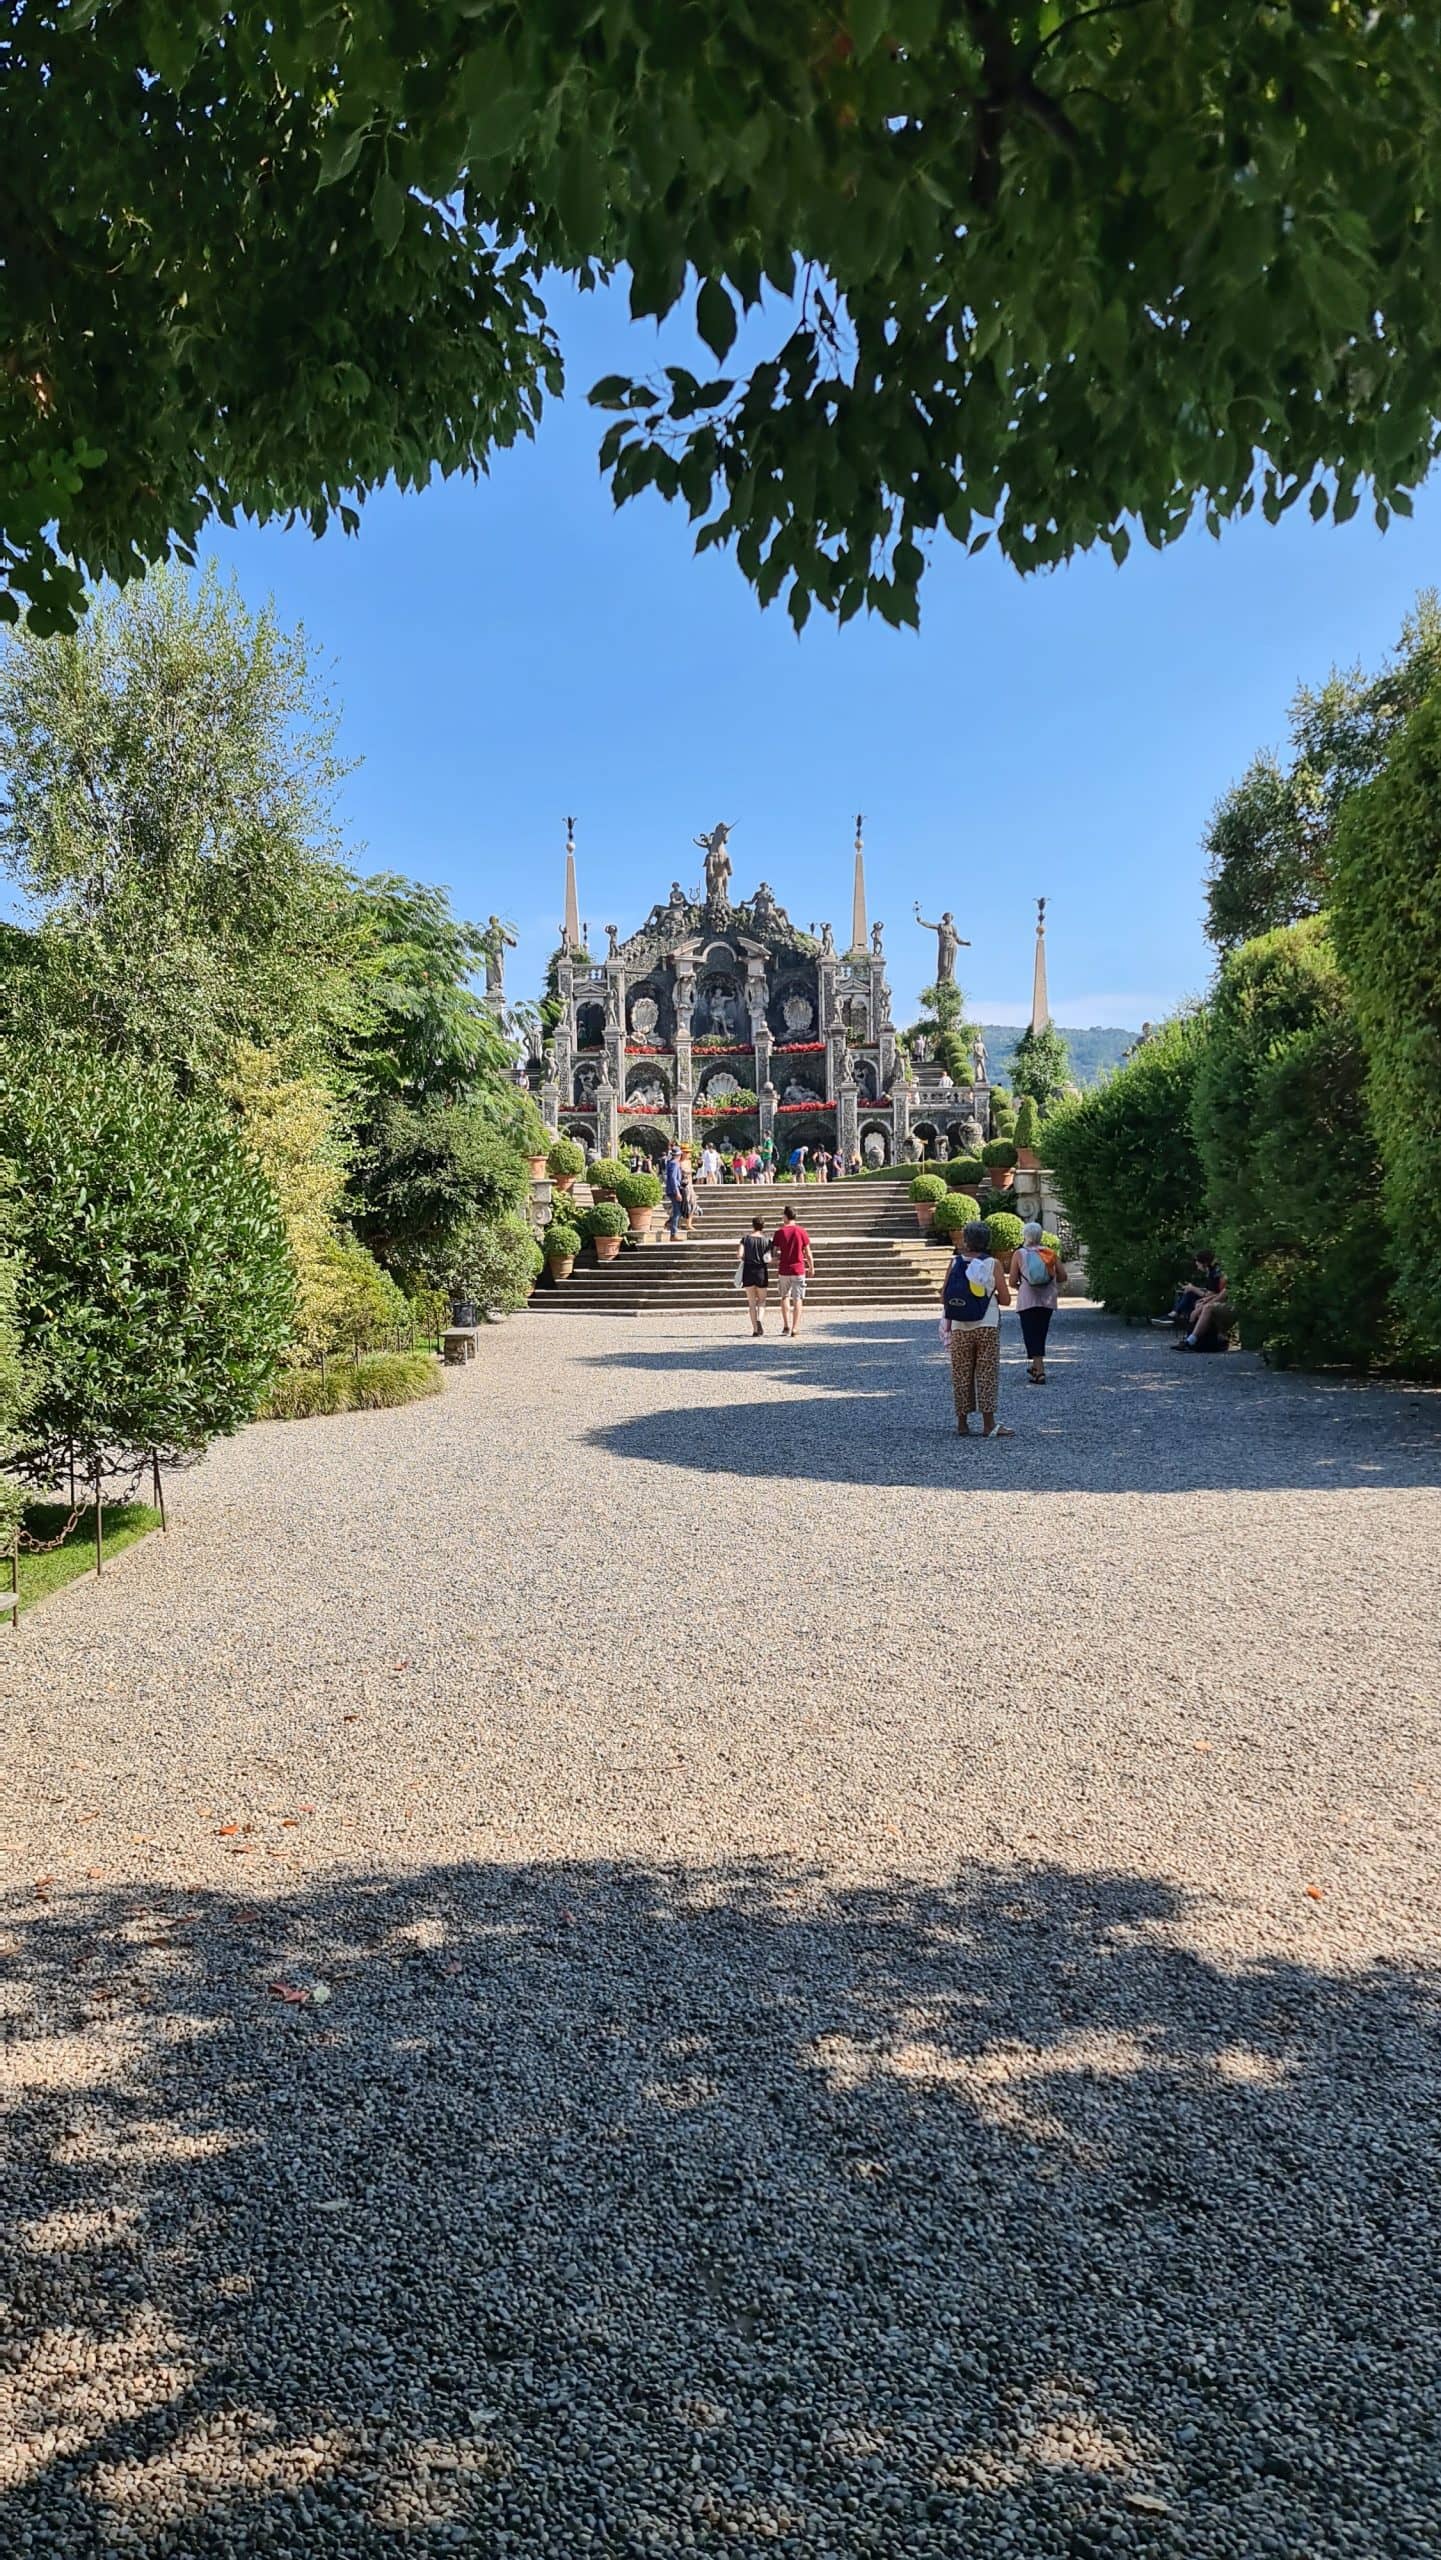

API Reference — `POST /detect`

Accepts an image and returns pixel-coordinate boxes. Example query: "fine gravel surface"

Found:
[2,1307,1439,2560]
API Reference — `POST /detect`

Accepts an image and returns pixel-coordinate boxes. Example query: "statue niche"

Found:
[574,1001,605,1049]
[696,974,743,1042]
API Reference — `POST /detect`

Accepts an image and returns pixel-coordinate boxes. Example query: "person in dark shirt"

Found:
[736,1215,772,1336]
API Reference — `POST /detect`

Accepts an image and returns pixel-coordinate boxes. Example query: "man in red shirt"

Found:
[771,1203,816,1337]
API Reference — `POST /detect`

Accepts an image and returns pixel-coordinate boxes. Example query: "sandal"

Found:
[982,1422,1015,1438]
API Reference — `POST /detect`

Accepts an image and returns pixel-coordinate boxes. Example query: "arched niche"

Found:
[574,1000,605,1048]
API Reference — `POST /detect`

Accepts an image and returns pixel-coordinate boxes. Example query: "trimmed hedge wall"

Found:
[1046,1016,1209,1321]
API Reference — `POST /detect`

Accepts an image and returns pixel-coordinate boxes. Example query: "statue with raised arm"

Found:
[605,922,620,959]
[913,904,969,983]
[819,920,836,957]
[484,914,517,999]
[871,919,885,956]
[694,820,734,910]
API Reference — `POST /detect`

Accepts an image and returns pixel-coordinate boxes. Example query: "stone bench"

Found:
[443,1326,481,1365]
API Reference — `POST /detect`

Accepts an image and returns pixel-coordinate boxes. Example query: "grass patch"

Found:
[10,1502,161,1616]
[259,1350,442,1422]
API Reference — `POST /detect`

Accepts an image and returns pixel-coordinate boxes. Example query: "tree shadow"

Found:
[4,1859,1437,2554]
[579,1312,1441,1494]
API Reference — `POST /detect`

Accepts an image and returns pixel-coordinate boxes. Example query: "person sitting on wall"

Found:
[1164,1250,1223,1335]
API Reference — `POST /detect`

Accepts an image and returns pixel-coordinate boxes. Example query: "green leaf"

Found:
[850,0,888,60]
[696,278,737,360]
[371,172,405,255]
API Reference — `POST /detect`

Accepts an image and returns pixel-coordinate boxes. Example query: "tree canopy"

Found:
[8,2,1441,631]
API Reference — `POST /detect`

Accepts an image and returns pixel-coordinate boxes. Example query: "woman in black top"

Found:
[737,1215,772,1336]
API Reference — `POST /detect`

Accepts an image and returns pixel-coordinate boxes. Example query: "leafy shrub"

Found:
[586,1157,628,1194]
[1192,919,1386,1367]
[910,1172,947,1203]
[579,1200,628,1240]
[945,1156,984,1187]
[310,1230,410,1356]
[0,1185,35,1535]
[1013,1096,1040,1152]
[985,1211,1025,1258]
[989,1086,1017,1137]
[1047,1015,1210,1320]
[933,1190,980,1238]
[467,1214,543,1309]
[546,1134,586,1181]
[982,1138,1018,1169]
[260,1350,440,1421]
[542,1219,582,1261]
[0,1041,293,1473]
[1331,685,1441,1371]
[1011,1023,1073,1114]
[614,1170,661,1211]
[356,1095,529,1289]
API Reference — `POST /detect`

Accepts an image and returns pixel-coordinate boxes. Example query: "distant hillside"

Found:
[976,1024,1137,1089]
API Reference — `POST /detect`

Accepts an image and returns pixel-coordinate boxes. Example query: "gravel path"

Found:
[3,1308,1439,2559]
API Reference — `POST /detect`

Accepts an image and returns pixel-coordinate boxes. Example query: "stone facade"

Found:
[538,851,995,1166]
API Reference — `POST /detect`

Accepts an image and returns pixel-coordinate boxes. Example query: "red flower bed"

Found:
[623,1103,668,1115]
[625,1042,666,1054]
[775,1100,833,1114]
[775,1040,826,1054]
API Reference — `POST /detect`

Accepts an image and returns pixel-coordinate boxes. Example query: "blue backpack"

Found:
[943,1252,993,1324]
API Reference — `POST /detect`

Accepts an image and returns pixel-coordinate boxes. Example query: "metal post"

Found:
[93,1461,103,1576]
[151,1450,166,1533]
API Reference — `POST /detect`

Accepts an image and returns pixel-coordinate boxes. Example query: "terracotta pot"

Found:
[593,1234,622,1262]
[592,1186,617,1203]
[988,1165,1015,1190]
[627,1204,655,1238]
[1016,1147,1040,1171]
[528,1155,548,1182]
[914,1202,935,1229]
[552,1172,576,1193]
[545,1253,575,1281]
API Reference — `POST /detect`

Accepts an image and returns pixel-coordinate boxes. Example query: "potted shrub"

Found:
[909,1170,947,1229]
[581,1200,628,1262]
[946,1155,984,1190]
[1013,1097,1041,1169]
[985,1210,1025,1260]
[933,1189,980,1246]
[587,1157,627,1201]
[546,1134,586,1192]
[542,1216,582,1280]
[981,1138,1018,1191]
[614,1168,662,1240]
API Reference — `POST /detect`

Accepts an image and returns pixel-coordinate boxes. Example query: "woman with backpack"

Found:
[1007,1219,1069,1386]
[941,1220,1014,1438]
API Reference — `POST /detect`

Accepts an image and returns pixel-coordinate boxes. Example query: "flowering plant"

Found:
[625,1041,665,1054]
[775,1100,834,1114]
[775,1040,826,1054]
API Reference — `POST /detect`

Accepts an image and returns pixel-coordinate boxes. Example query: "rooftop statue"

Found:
[483,914,517,999]
[694,820,734,910]
[913,904,970,984]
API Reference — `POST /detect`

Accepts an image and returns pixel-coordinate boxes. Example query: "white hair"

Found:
[1021,1219,1043,1243]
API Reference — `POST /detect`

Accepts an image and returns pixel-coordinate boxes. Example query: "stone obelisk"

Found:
[850,812,867,952]
[1030,896,1050,1032]
[563,815,581,952]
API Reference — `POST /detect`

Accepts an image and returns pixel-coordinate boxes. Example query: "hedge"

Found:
[909,1171,947,1203]
[1046,1015,1210,1320]
[933,1190,980,1238]
[545,1134,586,1181]
[261,1351,441,1421]
[1192,919,1387,1368]
[985,1211,1025,1258]
[1331,687,1441,1371]
[945,1155,984,1187]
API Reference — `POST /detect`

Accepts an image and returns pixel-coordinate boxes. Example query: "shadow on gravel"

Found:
[4,1861,1438,2558]
[582,1313,1441,1494]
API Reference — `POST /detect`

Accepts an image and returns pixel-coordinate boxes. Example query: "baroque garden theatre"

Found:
[535,821,1004,1166]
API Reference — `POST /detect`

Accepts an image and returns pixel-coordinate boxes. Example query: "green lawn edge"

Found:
[11,1503,162,1616]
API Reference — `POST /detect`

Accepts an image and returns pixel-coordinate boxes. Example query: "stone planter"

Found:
[914,1202,935,1229]
[593,1235,622,1263]
[545,1253,575,1282]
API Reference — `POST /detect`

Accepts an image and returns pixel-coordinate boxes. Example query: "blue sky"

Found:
[201,276,1441,1030]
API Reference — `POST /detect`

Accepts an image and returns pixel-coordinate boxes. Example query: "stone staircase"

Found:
[529,1174,948,1317]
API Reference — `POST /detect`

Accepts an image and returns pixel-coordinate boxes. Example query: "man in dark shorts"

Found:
[771,1203,815,1337]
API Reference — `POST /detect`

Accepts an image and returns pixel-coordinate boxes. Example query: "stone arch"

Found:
[911,1120,940,1160]
[695,969,744,1043]
[859,1120,891,1167]
[769,971,819,1041]
[572,1061,603,1107]
[627,976,672,1042]
[618,1123,667,1163]
[574,1000,605,1048]
[624,1062,671,1106]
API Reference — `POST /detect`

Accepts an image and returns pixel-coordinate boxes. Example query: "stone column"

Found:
[540,1076,561,1134]
[838,1071,859,1167]
[676,1077,694,1148]
[759,1080,777,1149]
[817,957,838,1036]
[596,1073,618,1162]
[604,965,626,1098]
[826,1024,846,1103]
